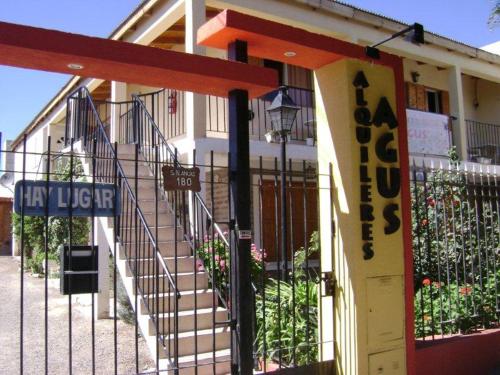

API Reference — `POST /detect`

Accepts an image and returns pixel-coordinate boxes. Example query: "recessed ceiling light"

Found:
[67,63,84,70]
[284,51,296,57]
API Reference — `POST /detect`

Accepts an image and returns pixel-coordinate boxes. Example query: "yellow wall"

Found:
[403,59,449,91]
[462,75,500,124]
[315,59,406,375]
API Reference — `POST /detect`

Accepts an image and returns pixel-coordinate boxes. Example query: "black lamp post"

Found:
[266,86,299,282]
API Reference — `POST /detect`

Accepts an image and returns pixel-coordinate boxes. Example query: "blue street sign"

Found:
[14,180,121,217]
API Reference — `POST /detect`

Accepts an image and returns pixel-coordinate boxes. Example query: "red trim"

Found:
[0,21,278,98]
[416,330,500,375]
[198,10,401,70]
[394,59,416,375]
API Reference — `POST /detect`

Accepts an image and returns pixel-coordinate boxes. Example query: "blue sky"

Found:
[0,0,141,142]
[0,0,499,142]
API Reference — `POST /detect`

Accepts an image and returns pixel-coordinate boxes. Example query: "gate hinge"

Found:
[322,271,336,297]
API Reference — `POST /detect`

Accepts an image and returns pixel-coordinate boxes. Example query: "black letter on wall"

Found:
[376,167,401,198]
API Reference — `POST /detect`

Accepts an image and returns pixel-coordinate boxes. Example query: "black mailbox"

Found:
[60,245,98,295]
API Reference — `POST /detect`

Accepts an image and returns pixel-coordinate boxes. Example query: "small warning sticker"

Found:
[238,230,252,240]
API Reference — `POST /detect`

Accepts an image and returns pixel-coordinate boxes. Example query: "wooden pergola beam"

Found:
[0,21,278,98]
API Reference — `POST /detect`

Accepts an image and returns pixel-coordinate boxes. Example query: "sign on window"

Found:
[406,109,451,156]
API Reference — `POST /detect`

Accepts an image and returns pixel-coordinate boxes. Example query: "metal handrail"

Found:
[132,94,230,244]
[132,93,231,309]
[67,87,180,299]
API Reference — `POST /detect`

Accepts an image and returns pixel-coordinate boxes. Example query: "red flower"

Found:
[422,278,431,286]
[427,197,436,207]
[421,219,429,226]
[251,244,267,262]
[219,259,226,272]
[196,259,205,272]
[459,286,472,295]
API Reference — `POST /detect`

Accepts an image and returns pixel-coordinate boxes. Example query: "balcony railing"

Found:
[207,86,316,142]
[466,119,500,164]
[109,87,316,144]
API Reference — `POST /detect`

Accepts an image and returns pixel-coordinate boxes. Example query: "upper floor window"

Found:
[406,82,449,115]
[426,89,441,113]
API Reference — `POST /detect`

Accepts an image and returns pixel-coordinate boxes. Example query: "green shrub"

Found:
[196,232,264,300]
[414,269,499,337]
[254,231,320,366]
[116,272,135,325]
[25,250,59,275]
[197,231,320,367]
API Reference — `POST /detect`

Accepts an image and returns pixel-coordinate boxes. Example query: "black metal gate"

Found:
[0,86,336,374]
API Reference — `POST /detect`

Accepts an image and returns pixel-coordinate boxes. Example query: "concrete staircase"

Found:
[79,142,231,374]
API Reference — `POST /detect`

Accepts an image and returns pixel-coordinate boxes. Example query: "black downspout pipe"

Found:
[228,39,254,375]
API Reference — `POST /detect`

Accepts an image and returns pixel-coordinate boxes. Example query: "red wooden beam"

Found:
[197,10,401,70]
[0,21,278,98]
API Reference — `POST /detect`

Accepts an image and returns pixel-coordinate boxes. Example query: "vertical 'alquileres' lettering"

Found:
[352,71,401,260]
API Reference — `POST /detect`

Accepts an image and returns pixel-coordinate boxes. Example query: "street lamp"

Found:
[266,86,299,282]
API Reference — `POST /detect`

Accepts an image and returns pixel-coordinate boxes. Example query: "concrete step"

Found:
[141,212,176,226]
[118,158,149,168]
[107,211,175,227]
[119,164,152,177]
[123,225,183,242]
[128,185,158,197]
[119,240,192,258]
[175,349,231,375]
[135,272,208,293]
[149,307,228,335]
[122,179,157,192]
[127,256,198,276]
[165,327,231,357]
[135,199,169,213]
[141,289,217,314]
[116,143,139,155]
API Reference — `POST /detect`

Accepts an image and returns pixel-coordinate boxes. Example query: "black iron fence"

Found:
[4,145,161,372]
[5,85,333,374]
[411,161,500,340]
[67,87,183,372]
[466,119,500,164]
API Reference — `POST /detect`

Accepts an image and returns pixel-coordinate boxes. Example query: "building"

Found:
[5,1,500,374]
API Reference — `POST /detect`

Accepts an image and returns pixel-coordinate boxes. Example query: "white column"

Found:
[95,218,110,319]
[185,0,206,140]
[448,65,468,159]
[111,81,127,143]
